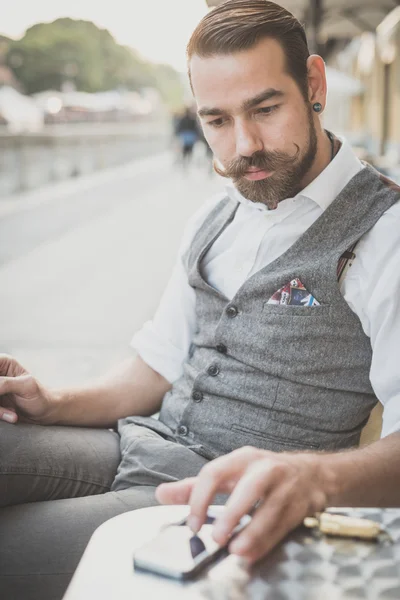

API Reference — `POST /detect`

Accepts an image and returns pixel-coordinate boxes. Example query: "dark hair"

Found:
[187,0,310,99]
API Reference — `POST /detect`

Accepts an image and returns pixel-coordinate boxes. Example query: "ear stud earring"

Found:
[313,102,323,113]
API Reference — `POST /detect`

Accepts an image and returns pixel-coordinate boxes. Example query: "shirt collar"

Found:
[225,135,363,213]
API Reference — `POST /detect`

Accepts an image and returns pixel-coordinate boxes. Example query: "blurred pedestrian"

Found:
[175,107,200,167]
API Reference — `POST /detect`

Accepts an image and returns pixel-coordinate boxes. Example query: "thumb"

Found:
[156,477,198,505]
[0,374,35,397]
[0,407,18,423]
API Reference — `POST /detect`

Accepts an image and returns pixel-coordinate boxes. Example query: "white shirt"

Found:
[132,137,400,438]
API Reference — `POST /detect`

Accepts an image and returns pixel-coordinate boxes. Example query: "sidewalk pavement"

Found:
[0,152,171,219]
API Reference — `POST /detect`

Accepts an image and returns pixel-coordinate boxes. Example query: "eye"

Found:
[256,105,279,115]
[207,117,227,128]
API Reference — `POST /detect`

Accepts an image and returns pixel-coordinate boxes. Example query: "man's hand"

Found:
[0,354,170,428]
[156,446,336,563]
[0,354,54,424]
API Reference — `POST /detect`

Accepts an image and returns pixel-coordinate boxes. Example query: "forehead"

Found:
[190,38,292,110]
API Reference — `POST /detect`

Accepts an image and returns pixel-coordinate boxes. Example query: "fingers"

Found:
[156,478,197,505]
[0,354,25,377]
[0,407,17,423]
[0,375,35,397]
[0,375,37,423]
[159,445,310,567]
[187,447,263,533]
[228,491,300,563]
[212,458,277,545]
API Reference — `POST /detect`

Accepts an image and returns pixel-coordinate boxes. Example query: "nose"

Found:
[234,120,264,157]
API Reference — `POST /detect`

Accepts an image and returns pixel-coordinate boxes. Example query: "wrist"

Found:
[301,452,340,510]
[314,450,351,507]
[40,387,67,425]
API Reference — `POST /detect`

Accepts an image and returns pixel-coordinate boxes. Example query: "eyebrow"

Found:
[197,88,284,118]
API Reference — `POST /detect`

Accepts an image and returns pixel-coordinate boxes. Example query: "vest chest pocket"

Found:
[260,303,333,345]
[254,303,335,382]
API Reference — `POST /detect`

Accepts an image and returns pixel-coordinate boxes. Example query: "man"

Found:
[1,1,400,598]
[174,106,201,167]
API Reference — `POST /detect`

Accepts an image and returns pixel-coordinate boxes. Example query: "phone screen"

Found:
[134,523,220,578]
[133,514,251,580]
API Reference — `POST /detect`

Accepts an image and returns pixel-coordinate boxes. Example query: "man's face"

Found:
[190,38,318,209]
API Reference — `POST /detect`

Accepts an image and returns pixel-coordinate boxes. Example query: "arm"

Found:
[48,354,171,427]
[0,353,171,428]
[157,433,400,563]
[322,432,400,506]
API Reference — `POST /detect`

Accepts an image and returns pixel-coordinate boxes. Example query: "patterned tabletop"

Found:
[191,508,400,600]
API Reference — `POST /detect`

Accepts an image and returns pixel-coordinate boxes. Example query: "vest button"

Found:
[192,390,203,402]
[207,365,220,376]
[216,343,227,354]
[177,425,188,436]
[226,305,238,318]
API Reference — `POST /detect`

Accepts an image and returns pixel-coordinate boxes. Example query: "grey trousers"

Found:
[0,420,209,600]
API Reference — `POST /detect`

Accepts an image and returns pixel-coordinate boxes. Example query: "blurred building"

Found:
[0,86,44,133]
[32,88,163,124]
[322,66,364,143]
[334,7,400,178]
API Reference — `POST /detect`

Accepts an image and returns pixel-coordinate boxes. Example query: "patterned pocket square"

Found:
[267,278,320,306]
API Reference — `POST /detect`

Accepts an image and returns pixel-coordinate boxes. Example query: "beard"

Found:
[214,108,318,210]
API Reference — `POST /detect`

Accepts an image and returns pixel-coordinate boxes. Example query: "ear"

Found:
[306,55,327,109]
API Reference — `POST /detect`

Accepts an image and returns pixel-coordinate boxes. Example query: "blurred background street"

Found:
[1,0,400,390]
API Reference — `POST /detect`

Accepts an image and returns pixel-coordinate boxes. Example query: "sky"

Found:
[0,0,210,72]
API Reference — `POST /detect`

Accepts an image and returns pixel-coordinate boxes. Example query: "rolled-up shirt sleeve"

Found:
[130,194,223,384]
[343,204,400,437]
[130,260,196,384]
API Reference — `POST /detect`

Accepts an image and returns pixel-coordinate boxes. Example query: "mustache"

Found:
[214,145,301,180]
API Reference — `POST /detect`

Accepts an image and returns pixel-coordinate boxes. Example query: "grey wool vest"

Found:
[129,165,400,460]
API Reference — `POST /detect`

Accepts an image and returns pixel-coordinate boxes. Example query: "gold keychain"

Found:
[303,512,393,542]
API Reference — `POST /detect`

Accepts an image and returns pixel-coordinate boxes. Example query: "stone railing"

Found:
[0,119,172,198]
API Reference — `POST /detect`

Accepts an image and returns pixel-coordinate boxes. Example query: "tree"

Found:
[6,18,184,108]
[152,64,187,111]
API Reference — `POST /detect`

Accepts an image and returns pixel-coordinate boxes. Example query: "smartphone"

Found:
[133,510,251,580]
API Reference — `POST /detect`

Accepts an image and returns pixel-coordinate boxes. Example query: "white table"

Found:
[63,505,250,600]
[63,506,400,600]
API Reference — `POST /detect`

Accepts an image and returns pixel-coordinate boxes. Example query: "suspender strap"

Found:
[337,241,358,283]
